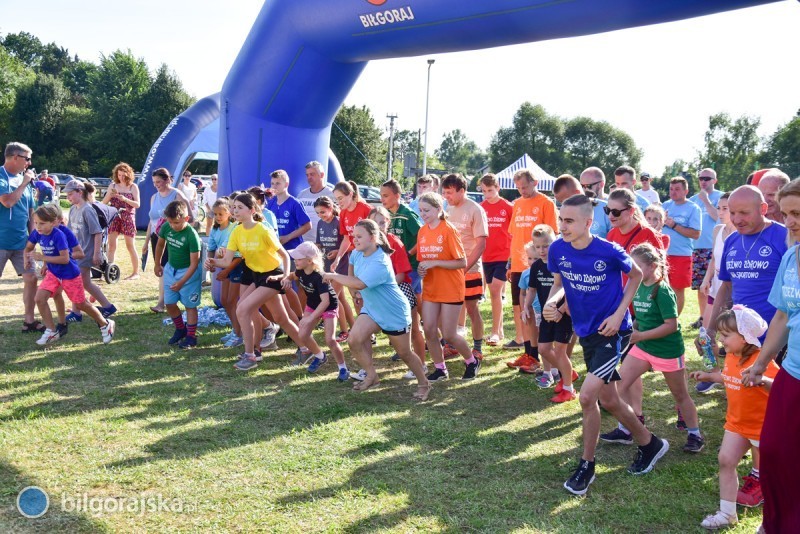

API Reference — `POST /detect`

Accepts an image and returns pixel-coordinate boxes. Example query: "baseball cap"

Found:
[288,242,320,260]
[640,172,651,180]
[63,180,86,193]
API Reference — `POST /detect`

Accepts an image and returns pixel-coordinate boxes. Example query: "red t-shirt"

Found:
[386,232,412,284]
[481,197,513,262]
[339,201,372,252]
[606,223,664,254]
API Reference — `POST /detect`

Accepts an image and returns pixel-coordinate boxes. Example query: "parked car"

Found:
[466,192,483,203]
[358,185,382,205]
[89,177,113,197]
[50,173,75,198]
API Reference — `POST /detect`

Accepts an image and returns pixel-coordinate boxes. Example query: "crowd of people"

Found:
[4,140,800,531]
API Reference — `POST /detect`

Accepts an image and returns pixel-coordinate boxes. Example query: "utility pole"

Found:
[386,113,397,182]
[422,58,435,176]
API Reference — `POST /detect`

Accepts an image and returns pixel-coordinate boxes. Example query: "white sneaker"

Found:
[36,328,60,346]
[350,369,367,381]
[261,341,278,351]
[260,324,278,348]
[404,366,428,379]
[100,319,115,344]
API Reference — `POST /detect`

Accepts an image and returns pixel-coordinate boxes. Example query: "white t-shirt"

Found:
[297,184,334,242]
[204,188,218,209]
[177,181,197,208]
[638,187,660,204]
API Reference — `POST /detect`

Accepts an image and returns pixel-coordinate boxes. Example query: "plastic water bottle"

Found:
[697,327,716,369]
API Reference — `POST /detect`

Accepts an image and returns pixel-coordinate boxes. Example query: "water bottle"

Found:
[698,327,716,370]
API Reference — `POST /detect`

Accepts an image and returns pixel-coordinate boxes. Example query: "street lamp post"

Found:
[422,59,435,176]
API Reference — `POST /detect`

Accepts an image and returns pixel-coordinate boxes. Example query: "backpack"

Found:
[90,202,119,230]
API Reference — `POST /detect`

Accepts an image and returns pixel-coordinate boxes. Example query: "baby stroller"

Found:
[88,202,122,284]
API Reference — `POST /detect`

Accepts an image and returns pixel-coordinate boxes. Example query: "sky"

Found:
[2,1,798,175]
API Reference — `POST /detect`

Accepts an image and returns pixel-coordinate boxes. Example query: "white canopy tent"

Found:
[496,153,556,191]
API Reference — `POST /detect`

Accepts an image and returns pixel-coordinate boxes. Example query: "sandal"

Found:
[124,274,140,281]
[21,320,45,333]
[353,376,380,391]
[700,511,737,530]
[413,383,432,401]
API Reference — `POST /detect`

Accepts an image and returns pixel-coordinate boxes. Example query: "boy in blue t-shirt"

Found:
[155,200,202,349]
[544,194,669,496]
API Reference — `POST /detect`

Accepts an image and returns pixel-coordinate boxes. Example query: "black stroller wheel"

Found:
[105,263,121,284]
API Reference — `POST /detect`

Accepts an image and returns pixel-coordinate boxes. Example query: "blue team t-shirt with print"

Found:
[0,167,34,250]
[267,195,310,250]
[690,190,723,250]
[768,246,800,379]
[548,236,633,338]
[591,198,612,239]
[662,199,702,256]
[28,227,81,279]
[719,222,788,330]
[350,248,411,332]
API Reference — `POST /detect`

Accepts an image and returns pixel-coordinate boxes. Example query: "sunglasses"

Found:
[15,154,32,162]
[581,180,603,189]
[603,206,632,217]
[699,176,714,182]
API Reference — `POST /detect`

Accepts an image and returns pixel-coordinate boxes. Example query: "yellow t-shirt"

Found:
[227,223,282,273]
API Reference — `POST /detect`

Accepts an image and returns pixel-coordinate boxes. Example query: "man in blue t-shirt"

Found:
[0,142,41,332]
[689,168,723,327]
[544,194,669,496]
[662,177,702,315]
[613,166,650,213]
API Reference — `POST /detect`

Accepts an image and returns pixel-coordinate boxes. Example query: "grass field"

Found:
[0,234,763,532]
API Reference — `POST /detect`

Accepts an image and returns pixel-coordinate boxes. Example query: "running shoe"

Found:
[536,374,555,389]
[564,459,595,496]
[224,335,243,348]
[290,348,313,366]
[168,328,187,345]
[308,354,328,373]
[462,358,481,380]
[696,381,720,394]
[234,354,258,371]
[36,328,60,346]
[554,370,581,393]
[600,428,634,445]
[336,331,349,343]
[506,353,536,369]
[550,389,577,403]
[683,433,705,454]
[178,336,197,349]
[627,436,669,475]
[100,319,116,344]
[503,339,523,349]
[55,323,68,339]
[260,324,278,348]
[337,368,350,382]
[737,475,764,507]
[65,311,83,323]
[350,369,367,381]
[426,368,449,382]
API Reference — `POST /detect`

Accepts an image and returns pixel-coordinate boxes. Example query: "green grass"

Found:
[0,235,763,532]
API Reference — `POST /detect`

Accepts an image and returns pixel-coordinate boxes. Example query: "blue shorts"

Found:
[579,332,623,384]
[483,261,508,283]
[228,262,244,283]
[164,265,202,308]
[408,269,422,296]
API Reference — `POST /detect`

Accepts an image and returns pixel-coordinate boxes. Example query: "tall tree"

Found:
[435,128,486,174]
[489,102,566,176]
[1,32,46,69]
[563,116,642,175]
[331,105,385,186]
[762,111,800,178]
[9,73,70,157]
[0,45,36,139]
[698,112,761,191]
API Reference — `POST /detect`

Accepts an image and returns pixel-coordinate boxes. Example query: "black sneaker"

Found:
[600,428,633,445]
[168,328,187,345]
[391,353,401,362]
[683,433,705,453]
[462,358,481,380]
[628,435,669,475]
[564,459,595,495]
[426,368,449,382]
[55,323,68,339]
[675,416,688,431]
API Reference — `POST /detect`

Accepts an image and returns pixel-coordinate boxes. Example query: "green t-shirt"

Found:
[632,281,684,359]
[159,223,201,269]
[389,203,422,268]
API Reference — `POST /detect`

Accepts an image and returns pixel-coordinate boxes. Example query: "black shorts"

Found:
[242,266,285,293]
[483,261,508,283]
[335,251,350,276]
[539,316,574,344]
[510,271,523,306]
[579,332,623,384]
[382,324,411,336]
[150,233,169,267]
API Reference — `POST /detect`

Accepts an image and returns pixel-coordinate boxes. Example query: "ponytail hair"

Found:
[418,192,447,220]
[630,242,669,300]
[247,185,273,205]
[313,195,339,216]
[233,193,264,222]
[355,219,394,255]
[333,180,360,203]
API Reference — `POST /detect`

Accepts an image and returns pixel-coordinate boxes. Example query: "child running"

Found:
[275,242,348,380]
[24,204,115,345]
[543,194,668,495]
[63,180,118,322]
[49,211,85,339]
[154,200,202,349]
[690,306,776,530]
[322,219,430,400]
[599,243,703,452]
[522,225,577,402]
[416,192,480,381]
[206,193,324,371]
[314,196,355,341]
[207,197,245,348]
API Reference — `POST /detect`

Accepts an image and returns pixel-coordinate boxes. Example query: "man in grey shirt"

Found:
[297,161,334,242]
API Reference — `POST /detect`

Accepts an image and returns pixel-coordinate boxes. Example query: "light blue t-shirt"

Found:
[208,223,235,253]
[719,222,788,333]
[662,200,702,256]
[350,248,411,332]
[0,166,34,250]
[690,190,722,250]
[518,267,542,313]
[548,236,633,338]
[634,192,650,212]
[591,198,612,239]
[768,246,800,379]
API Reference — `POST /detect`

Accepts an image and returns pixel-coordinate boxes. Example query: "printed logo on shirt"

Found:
[437,235,444,244]
[727,249,737,258]
[533,207,540,215]
[500,209,507,217]
[759,246,772,257]
[283,211,289,218]
[190,292,200,304]
[558,256,572,269]
[594,260,606,272]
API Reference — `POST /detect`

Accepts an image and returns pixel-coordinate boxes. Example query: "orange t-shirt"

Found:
[722,350,779,441]
[508,194,558,272]
[416,221,466,303]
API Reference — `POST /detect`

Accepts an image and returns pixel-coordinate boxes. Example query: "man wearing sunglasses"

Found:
[0,142,42,333]
[553,174,611,238]
[688,168,723,329]
[613,166,650,212]
[579,167,607,201]
[662,176,702,315]
[638,172,660,204]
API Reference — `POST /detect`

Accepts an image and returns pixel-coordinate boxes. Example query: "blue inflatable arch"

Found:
[139,0,777,229]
